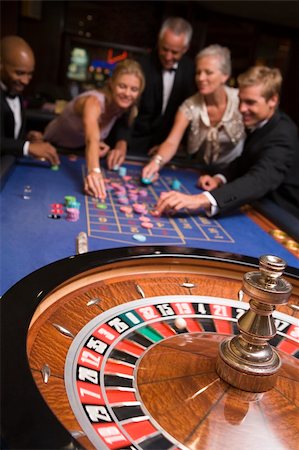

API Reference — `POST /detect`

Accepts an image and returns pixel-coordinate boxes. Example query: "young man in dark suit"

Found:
[155,66,299,219]
[111,17,196,157]
[0,35,59,165]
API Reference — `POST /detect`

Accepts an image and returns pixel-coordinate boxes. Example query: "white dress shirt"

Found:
[6,96,22,139]
[161,63,178,114]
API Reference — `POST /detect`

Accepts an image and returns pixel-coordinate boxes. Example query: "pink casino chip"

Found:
[141,222,154,229]
[120,206,133,214]
[139,216,151,222]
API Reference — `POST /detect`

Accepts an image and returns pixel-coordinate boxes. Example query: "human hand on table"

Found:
[106,147,127,170]
[142,160,160,183]
[84,170,106,200]
[28,141,60,166]
[155,191,211,216]
[197,175,222,191]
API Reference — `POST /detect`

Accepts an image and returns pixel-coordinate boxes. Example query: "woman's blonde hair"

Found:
[104,59,145,125]
[237,66,282,100]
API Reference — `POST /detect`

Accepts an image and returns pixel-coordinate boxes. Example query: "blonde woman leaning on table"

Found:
[142,44,244,183]
[44,59,145,199]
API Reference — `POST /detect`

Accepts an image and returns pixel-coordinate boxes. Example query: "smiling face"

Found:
[158,28,188,70]
[195,55,228,96]
[110,73,141,109]
[1,48,35,96]
[238,84,278,128]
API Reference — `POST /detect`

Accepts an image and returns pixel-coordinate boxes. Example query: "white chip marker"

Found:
[76,231,88,254]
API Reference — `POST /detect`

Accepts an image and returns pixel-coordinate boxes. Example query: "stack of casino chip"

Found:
[65,195,80,222]
[49,203,64,219]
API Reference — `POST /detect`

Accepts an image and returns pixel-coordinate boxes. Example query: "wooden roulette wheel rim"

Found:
[1,246,298,450]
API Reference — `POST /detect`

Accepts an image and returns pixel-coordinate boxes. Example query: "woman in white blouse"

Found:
[142,44,245,181]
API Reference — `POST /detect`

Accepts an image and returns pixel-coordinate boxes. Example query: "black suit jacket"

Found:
[212,110,299,218]
[0,89,27,157]
[110,50,196,155]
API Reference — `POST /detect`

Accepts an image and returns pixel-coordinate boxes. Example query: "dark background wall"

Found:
[1,0,299,124]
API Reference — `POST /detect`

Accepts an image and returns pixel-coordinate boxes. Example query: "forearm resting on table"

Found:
[156,191,213,216]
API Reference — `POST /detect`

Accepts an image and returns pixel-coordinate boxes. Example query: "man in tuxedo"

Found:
[0,35,59,164]
[156,66,299,219]
[111,17,196,157]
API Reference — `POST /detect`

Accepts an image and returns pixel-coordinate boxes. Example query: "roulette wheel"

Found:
[1,247,298,450]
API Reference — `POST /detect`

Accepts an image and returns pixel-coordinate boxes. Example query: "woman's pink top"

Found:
[44,90,122,148]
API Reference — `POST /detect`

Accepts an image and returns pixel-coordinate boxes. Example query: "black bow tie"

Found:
[245,127,255,136]
[166,67,176,72]
[4,92,17,100]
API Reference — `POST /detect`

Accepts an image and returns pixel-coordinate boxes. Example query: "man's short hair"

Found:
[237,66,282,100]
[195,44,231,77]
[159,17,193,47]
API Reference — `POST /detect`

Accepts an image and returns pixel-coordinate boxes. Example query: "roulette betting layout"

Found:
[1,247,298,450]
[86,164,236,246]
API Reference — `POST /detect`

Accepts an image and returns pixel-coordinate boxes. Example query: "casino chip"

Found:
[120,206,133,214]
[118,166,127,177]
[96,202,107,209]
[64,195,76,205]
[141,177,152,185]
[150,209,160,217]
[132,233,147,242]
[141,222,153,229]
[118,197,129,205]
[171,179,181,190]
[48,214,61,219]
[66,207,80,222]
[139,189,148,197]
[51,165,59,171]
[133,203,147,214]
[139,216,151,222]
